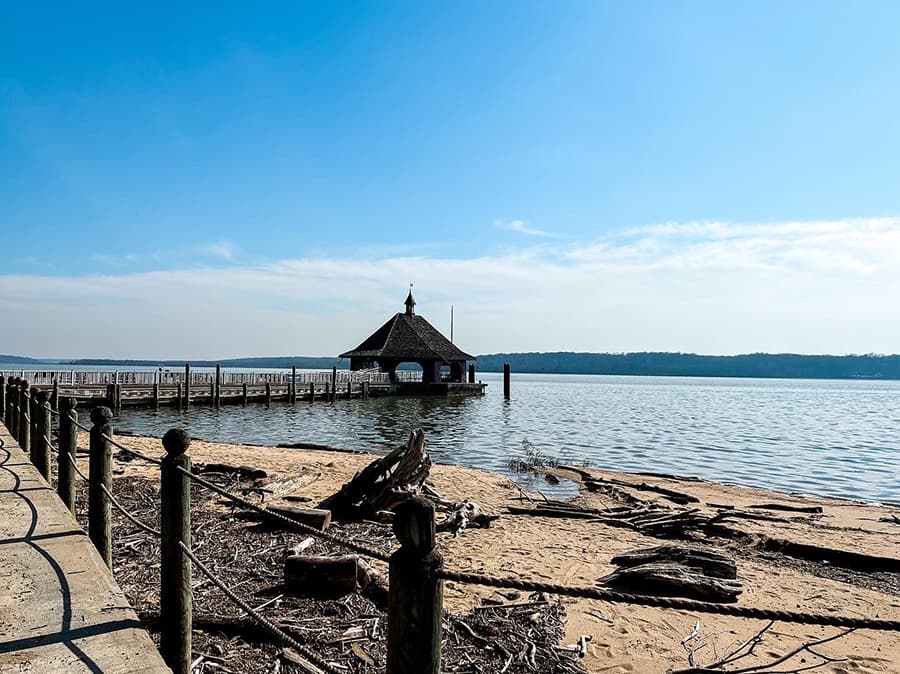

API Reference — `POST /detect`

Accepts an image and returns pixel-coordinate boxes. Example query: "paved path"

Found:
[0,427,169,673]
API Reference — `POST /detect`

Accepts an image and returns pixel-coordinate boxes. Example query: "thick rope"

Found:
[70,418,162,466]
[179,541,346,674]
[437,570,900,631]
[99,483,161,537]
[176,466,392,563]
[63,451,90,482]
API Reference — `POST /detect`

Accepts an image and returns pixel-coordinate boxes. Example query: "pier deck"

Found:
[0,427,167,673]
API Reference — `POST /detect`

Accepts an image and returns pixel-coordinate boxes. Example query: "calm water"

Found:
[98,372,900,504]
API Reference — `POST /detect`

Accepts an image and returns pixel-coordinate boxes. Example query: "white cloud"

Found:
[495,219,562,238]
[2,217,900,359]
[199,241,238,260]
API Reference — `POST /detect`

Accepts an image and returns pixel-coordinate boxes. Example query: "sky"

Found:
[2,1,900,359]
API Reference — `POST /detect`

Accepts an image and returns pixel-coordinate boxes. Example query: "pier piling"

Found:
[503,362,511,400]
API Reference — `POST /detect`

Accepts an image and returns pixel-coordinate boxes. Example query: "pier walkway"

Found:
[0,426,168,673]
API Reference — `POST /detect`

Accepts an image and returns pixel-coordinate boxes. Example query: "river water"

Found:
[98,372,900,504]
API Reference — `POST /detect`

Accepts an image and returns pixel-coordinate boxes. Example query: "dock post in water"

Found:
[331,366,337,402]
[176,382,183,409]
[387,497,443,674]
[184,363,191,406]
[242,383,248,405]
[160,428,192,674]
[309,381,315,402]
[214,364,221,407]
[291,366,297,403]
[51,378,59,411]
[265,382,271,405]
[18,380,30,455]
[347,380,352,400]
[34,390,52,481]
[153,382,160,408]
[503,362,511,400]
[58,397,78,514]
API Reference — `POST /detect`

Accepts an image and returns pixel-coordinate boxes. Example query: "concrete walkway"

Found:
[0,427,169,673]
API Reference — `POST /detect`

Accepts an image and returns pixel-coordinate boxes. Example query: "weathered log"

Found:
[284,554,387,604]
[198,462,268,480]
[611,545,737,579]
[600,562,743,602]
[237,504,331,531]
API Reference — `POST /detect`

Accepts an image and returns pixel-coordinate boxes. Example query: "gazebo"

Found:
[339,291,475,384]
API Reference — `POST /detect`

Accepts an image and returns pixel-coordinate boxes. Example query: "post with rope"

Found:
[387,496,443,674]
[58,397,78,513]
[9,377,19,437]
[29,387,41,465]
[0,375,5,427]
[18,379,30,455]
[34,390,52,481]
[160,428,192,674]
[89,406,114,568]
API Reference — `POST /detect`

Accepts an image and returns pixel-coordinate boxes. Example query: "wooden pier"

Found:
[1,366,486,410]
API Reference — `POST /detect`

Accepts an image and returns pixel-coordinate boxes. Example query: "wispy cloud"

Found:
[200,241,238,260]
[495,219,563,238]
[2,217,900,359]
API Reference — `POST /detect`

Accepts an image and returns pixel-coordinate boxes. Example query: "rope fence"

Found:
[2,374,899,674]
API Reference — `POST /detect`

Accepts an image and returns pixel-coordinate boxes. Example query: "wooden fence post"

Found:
[503,362,511,400]
[29,387,41,465]
[9,378,19,437]
[34,390,52,481]
[0,376,5,427]
[388,497,443,674]
[160,428,192,674]
[58,397,78,513]
[184,363,191,406]
[89,406,113,568]
[18,380,30,455]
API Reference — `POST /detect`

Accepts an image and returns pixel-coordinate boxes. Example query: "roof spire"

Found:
[405,283,416,316]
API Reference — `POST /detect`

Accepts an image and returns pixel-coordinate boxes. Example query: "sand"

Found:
[81,431,900,674]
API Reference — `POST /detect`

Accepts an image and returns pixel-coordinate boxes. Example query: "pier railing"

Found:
[6,374,892,674]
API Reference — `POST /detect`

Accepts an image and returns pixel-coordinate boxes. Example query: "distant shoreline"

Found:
[4,351,900,381]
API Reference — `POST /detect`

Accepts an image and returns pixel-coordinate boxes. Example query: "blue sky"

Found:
[2,2,900,357]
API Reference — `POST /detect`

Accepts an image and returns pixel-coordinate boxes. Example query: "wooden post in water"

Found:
[34,390,52,481]
[89,406,114,568]
[176,382,183,409]
[347,380,352,400]
[290,366,296,403]
[116,383,123,412]
[51,378,59,411]
[309,381,315,402]
[331,366,337,402]
[184,363,191,406]
[160,428,192,674]
[363,381,369,400]
[18,380,30,455]
[324,382,330,402]
[214,364,221,407]
[387,497,443,674]
[265,382,272,405]
[58,397,78,514]
[242,383,248,405]
[153,382,160,408]
[503,363,511,400]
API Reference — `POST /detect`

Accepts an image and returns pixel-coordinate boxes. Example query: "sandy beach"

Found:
[82,431,900,674]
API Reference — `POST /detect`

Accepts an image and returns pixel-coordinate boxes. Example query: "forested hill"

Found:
[474,352,900,380]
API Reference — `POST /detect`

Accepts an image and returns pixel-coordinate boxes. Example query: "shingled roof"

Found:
[340,308,475,362]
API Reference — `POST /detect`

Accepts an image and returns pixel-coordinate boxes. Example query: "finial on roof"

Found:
[405,284,416,316]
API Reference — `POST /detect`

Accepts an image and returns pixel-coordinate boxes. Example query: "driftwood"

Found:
[436,500,500,536]
[284,554,388,607]
[318,429,431,519]
[237,504,332,531]
[602,544,742,602]
[601,562,742,602]
[198,462,268,480]
[611,545,737,579]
